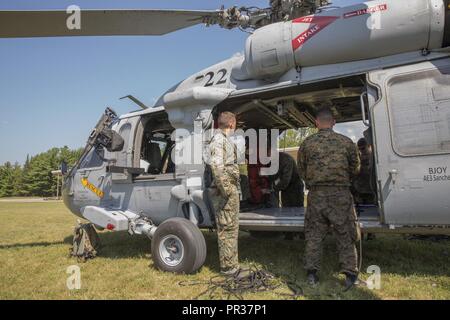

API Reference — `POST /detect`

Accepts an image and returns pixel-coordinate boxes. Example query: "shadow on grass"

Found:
[0,241,66,249]
[63,232,151,259]
[54,229,449,299]
[0,232,149,256]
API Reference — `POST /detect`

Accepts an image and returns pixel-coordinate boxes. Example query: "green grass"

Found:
[0,202,449,300]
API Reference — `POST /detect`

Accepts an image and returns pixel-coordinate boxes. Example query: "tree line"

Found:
[0,147,82,198]
[278,128,317,149]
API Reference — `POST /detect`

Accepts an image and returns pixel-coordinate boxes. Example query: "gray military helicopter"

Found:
[2,0,450,274]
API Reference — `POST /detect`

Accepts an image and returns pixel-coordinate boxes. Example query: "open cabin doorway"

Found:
[214,75,382,231]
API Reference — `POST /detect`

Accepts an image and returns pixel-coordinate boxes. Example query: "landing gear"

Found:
[151,218,207,274]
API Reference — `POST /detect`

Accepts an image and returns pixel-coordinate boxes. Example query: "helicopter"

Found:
[1,0,450,274]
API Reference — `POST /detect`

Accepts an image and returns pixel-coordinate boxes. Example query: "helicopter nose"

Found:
[61,177,72,204]
[62,176,71,195]
[62,175,82,218]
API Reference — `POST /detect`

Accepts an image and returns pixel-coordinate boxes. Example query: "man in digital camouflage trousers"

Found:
[208,112,241,275]
[298,107,361,289]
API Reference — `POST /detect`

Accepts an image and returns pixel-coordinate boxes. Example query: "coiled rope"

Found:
[179,265,304,300]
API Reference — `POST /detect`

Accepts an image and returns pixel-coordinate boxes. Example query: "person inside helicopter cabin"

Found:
[352,135,377,241]
[352,137,375,205]
[267,145,305,209]
[266,145,305,240]
[246,139,273,208]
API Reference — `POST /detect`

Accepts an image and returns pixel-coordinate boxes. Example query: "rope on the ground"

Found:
[179,265,304,300]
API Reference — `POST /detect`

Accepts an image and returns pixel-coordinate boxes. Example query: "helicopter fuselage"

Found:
[57,0,450,274]
[63,0,450,233]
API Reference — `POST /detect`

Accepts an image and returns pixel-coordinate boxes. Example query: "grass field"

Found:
[0,201,449,300]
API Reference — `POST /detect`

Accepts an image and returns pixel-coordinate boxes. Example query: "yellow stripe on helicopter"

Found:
[81,178,104,198]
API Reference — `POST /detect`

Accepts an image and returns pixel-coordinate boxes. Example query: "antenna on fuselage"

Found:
[120,95,149,110]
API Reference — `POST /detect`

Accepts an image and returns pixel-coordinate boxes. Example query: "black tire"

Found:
[151,218,206,274]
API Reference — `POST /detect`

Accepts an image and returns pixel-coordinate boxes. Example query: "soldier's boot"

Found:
[306,270,319,287]
[233,268,255,281]
[220,267,240,277]
[344,273,360,291]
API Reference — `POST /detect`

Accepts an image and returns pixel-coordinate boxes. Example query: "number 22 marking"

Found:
[197,69,228,87]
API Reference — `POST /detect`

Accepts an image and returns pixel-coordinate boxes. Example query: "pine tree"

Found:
[23,151,55,197]
[20,155,31,196]
[0,162,15,197]
[11,162,24,196]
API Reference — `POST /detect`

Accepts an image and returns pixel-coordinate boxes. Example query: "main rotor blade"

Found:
[0,9,220,38]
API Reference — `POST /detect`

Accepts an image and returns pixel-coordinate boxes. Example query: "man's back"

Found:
[298,129,360,188]
[300,108,361,288]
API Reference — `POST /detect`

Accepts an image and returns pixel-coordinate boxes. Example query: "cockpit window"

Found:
[79,147,104,169]
[140,133,174,175]
[136,112,175,176]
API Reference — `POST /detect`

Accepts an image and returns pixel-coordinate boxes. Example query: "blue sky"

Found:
[0,0,362,164]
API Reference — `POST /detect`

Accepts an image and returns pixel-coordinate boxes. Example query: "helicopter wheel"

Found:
[151,218,206,274]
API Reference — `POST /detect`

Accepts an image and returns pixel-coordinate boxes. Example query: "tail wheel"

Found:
[151,218,206,274]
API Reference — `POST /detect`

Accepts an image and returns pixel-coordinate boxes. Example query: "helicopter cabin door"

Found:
[367,57,450,226]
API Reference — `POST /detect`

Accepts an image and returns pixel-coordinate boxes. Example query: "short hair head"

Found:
[315,107,335,122]
[357,138,368,148]
[218,111,236,130]
[314,107,336,129]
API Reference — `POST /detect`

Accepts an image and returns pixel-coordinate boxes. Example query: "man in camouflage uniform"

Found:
[208,112,241,275]
[269,151,304,208]
[298,107,361,288]
[352,138,375,204]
